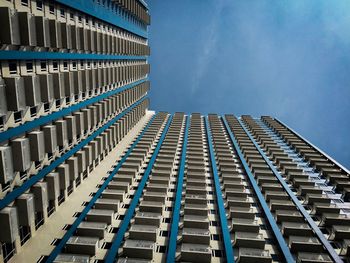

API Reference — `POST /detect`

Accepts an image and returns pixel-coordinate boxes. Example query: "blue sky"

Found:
[148,0,350,169]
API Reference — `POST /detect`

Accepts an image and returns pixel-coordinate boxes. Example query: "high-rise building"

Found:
[0,1,349,263]
[0,0,150,262]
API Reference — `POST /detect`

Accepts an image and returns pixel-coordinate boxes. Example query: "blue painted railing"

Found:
[166,115,189,263]
[276,119,350,175]
[105,114,173,262]
[222,116,295,263]
[0,96,147,210]
[204,117,235,262]
[46,113,156,262]
[0,50,147,61]
[56,0,147,38]
[236,117,342,263]
[0,78,148,143]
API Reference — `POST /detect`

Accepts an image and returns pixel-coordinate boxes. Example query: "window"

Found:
[52,61,58,70]
[49,4,55,14]
[26,62,33,72]
[36,0,43,10]
[9,62,17,74]
[40,61,46,71]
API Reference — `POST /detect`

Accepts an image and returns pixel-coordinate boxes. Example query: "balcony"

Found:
[123,239,154,260]
[182,228,210,245]
[184,203,208,216]
[238,248,271,263]
[146,183,168,193]
[129,224,158,242]
[181,243,211,263]
[185,194,207,205]
[66,236,100,256]
[330,225,350,240]
[269,200,296,212]
[134,212,162,226]
[288,236,323,253]
[108,181,129,192]
[113,174,134,184]
[234,232,265,249]
[231,218,260,233]
[281,222,312,237]
[86,209,115,224]
[76,222,107,238]
[143,192,166,203]
[296,252,332,263]
[230,207,255,220]
[275,210,304,223]
[54,253,90,263]
[227,196,253,208]
[139,201,163,213]
[95,198,119,211]
[101,189,125,201]
[183,214,209,229]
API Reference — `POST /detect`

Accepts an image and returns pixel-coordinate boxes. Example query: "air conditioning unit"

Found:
[16,193,35,227]
[28,131,45,162]
[83,146,92,168]
[35,16,50,48]
[52,73,65,100]
[43,125,58,154]
[67,157,78,181]
[4,76,26,112]
[55,120,68,148]
[64,116,77,142]
[57,164,70,191]
[81,109,92,133]
[32,182,48,212]
[75,150,86,174]
[11,137,31,172]
[0,146,14,184]
[0,7,20,45]
[46,173,60,201]
[0,207,19,243]
[74,112,84,138]
[23,75,41,107]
